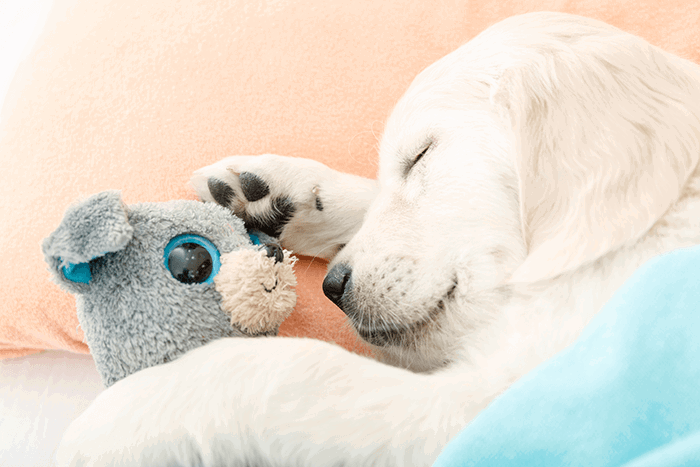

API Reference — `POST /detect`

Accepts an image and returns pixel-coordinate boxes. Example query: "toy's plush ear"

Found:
[42,191,134,292]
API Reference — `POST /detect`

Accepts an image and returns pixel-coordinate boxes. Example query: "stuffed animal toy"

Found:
[42,190,297,387]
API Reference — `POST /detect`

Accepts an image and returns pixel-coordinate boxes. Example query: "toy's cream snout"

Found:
[215,247,297,334]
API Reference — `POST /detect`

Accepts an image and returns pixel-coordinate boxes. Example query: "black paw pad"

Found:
[246,197,296,237]
[240,172,270,202]
[207,178,236,207]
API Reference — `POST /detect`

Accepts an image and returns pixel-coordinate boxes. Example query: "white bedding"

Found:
[1,2,104,466]
[0,351,103,466]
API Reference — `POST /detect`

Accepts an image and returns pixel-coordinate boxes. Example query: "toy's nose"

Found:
[263,243,284,264]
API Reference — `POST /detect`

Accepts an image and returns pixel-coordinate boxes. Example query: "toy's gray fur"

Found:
[43,190,278,387]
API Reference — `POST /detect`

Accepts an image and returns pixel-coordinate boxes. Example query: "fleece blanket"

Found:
[433,245,700,467]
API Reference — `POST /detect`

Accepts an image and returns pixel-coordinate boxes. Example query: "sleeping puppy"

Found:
[58,11,700,466]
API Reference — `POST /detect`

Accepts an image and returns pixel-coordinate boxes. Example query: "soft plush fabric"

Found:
[432,245,700,467]
[1,0,699,358]
[43,191,299,386]
[216,247,298,335]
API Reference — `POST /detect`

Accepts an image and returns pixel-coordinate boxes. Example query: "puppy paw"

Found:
[191,155,326,237]
[191,154,378,259]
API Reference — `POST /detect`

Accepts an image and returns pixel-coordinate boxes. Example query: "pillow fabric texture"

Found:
[433,245,700,467]
[1,0,699,358]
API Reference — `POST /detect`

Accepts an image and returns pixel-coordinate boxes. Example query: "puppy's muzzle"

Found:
[323,263,353,311]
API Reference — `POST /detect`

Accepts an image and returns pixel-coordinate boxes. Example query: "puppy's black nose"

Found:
[263,243,284,264]
[323,263,352,308]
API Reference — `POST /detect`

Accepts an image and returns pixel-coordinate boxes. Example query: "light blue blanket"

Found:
[433,245,700,467]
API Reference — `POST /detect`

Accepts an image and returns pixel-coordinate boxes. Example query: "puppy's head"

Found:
[327,12,700,371]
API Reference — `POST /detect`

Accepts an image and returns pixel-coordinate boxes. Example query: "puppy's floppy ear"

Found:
[492,27,700,284]
[43,190,133,292]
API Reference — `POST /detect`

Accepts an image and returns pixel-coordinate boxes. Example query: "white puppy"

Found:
[58,11,700,466]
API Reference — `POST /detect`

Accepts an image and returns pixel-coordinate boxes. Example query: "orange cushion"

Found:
[1,0,698,359]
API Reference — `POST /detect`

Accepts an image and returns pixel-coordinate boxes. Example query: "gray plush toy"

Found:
[43,191,297,387]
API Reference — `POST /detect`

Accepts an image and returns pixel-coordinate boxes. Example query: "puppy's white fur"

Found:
[58,12,700,466]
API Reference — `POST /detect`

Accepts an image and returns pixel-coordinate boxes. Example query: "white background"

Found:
[0,0,53,111]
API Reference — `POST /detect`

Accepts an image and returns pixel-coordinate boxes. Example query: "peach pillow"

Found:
[1,0,698,359]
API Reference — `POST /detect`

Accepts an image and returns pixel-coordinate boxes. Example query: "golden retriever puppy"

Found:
[59,11,700,467]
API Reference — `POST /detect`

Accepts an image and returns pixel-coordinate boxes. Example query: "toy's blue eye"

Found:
[163,235,221,284]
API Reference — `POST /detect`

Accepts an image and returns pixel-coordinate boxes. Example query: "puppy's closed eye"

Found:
[404,140,434,176]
